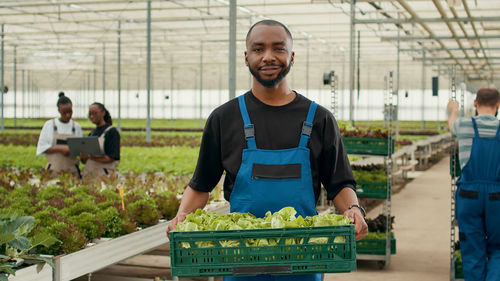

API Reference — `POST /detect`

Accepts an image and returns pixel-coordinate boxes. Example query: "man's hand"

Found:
[447,99,460,131]
[165,187,210,239]
[447,99,459,115]
[166,213,187,239]
[343,208,368,241]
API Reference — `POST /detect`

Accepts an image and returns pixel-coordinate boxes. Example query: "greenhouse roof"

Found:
[0,0,499,91]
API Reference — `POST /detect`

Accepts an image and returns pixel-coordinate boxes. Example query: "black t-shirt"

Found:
[88,124,120,160]
[189,91,356,203]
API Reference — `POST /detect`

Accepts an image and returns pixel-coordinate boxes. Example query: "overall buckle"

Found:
[244,124,255,139]
[301,121,313,136]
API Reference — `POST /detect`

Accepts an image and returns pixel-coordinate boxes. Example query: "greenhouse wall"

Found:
[0,88,476,122]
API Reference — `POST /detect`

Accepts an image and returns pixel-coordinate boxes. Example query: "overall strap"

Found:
[496,121,500,139]
[103,125,114,134]
[53,119,57,131]
[237,95,257,149]
[100,125,115,139]
[72,120,75,133]
[299,101,318,148]
[471,117,479,137]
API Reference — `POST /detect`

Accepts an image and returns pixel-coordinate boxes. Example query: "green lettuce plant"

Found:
[0,212,58,281]
[176,207,351,248]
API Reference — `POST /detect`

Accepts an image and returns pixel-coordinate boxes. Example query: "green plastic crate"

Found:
[170,225,356,277]
[455,256,464,279]
[356,236,396,255]
[356,182,389,199]
[342,137,395,156]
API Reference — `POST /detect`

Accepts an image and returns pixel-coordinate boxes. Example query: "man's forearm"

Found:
[332,187,359,213]
[176,186,210,216]
[448,110,459,132]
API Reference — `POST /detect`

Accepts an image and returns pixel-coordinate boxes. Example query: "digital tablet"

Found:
[67,136,103,157]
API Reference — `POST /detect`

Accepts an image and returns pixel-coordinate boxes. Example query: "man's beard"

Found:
[249,63,292,88]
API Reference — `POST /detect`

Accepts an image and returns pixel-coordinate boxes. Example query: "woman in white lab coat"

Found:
[36,92,83,177]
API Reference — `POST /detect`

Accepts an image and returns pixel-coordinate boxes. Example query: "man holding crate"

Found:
[168,19,368,281]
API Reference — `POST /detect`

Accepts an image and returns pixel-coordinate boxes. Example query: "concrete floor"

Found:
[325,157,452,281]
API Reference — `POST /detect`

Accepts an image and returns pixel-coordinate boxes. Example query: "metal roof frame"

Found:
[0,0,498,92]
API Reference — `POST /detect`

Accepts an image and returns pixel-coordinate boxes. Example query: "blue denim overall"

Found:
[224,95,321,281]
[456,118,500,281]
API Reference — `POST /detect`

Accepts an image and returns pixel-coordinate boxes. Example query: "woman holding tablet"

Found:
[36,92,83,177]
[81,102,120,178]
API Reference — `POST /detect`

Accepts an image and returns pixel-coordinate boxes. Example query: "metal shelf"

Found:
[349,71,395,268]
[449,65,464,281]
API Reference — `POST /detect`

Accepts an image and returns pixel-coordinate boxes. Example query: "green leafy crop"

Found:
[0,212,58,280]
[176,207,351,248]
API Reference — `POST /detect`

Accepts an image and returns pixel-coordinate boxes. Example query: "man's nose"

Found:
[262,49,275,63]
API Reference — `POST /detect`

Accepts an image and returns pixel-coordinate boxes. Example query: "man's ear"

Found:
[244,51,248,66]
[473,99,478,108]
[290,51,295,66]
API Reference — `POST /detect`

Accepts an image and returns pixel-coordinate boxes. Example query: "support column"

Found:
[421,50,426,130]
[1,24,4,132]
[21,69,24,123]
[306,37,310,97]
[13,46,17,126]
[117,21,121,131]
[102,43,106,104]
[146,0,152,142]
[228,0,236,100]
[341,50,346,120]
[170,64,174,126]
[349,0,356,125]
[93,68,96,101]
[396,14,400,139]
[437,65,441,131]
[199,41,203,128]
[219,65,222,105]
[27,71,30,118]
[87,71,90,105]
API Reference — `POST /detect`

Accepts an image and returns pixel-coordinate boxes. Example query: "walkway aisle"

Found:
[326,157,452,281]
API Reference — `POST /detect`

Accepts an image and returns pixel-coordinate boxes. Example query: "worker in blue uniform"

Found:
[448,87,500,281]
[168,19,368,281]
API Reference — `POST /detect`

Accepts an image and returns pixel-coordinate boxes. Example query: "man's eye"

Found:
[253,48,262,52]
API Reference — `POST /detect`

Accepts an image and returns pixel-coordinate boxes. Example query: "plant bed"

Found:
[7,263,52,281]
[0,168,182,257]
[170,225,356,278]
[53,221,170,281]
[0,133,201,148]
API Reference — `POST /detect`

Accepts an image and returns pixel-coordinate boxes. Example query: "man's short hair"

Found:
[476,87,500,107]
[246,19,293,43]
